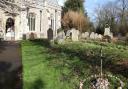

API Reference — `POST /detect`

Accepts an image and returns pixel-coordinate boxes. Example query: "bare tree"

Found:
[95,0,128,36]
[116,0,128,35]
[95,2,119,35]
[62,10,89,32]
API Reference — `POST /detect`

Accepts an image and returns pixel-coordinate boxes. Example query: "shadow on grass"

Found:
[0,62,22,89]
[24,78,45,89]
[31,79,45,89]
[30,39,51,48]
[30,39,128,79]
[0,41,6,53]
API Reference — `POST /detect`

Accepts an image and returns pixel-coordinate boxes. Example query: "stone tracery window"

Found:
[28,13,36,31]
[50,14,54,29]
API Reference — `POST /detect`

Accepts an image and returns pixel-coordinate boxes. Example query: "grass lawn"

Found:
[22,39,128,89]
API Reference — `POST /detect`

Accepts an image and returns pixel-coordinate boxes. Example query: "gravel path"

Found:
[0,41,22,89]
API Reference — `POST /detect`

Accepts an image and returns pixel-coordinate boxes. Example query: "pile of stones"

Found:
[91,78,109,89]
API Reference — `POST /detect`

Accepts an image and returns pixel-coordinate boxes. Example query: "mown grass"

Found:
[22,39,128,89]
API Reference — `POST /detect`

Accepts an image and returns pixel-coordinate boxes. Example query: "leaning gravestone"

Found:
[90,32,95,39]
[71,28,79,41]
[66,30,71,37]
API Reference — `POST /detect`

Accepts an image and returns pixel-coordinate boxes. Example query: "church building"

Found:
[0,0,61,40]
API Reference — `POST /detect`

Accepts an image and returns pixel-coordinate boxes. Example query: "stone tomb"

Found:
[104,27,113,39]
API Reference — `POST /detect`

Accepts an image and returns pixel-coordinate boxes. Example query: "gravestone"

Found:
[81,32,89,39]
[90,32,95,39]
[66,30,71,37]
[98,34,103,39]
[57,31,65,39]
[57,31,65,44]
[71,28,79,41]
[104,27,111,36]
[85,32,89,38]
[81,33,86,39]
[0,29,4,41]
[94,33,98,39]
[47,28,53,40]
[29,32,37,40]
[104,27,113,40]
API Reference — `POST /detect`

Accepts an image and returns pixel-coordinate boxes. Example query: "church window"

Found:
[28,13,36,31]
[50,14,54,29]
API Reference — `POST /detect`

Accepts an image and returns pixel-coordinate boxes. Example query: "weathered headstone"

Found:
[94,33,98,39]
[0,29,4,41]
[104,27,111,36]
[85,32,89,38]
[98,34,103,39]
[47,28,53,40]
[90,32,95,39]
[57,31,65,39]
[66,30,71,37]
[81,32,89,39]
[81,33,86,39]
[104,27,113,41]
[117,87,122,89]
[104,27,113,38]
[57,31,65,44]
[71,28,79,41]
[29,32,37,40]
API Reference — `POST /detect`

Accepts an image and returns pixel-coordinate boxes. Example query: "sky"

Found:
[58,0,116,21]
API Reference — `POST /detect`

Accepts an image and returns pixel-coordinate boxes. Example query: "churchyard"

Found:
[0,0,128,89]
[22,17,128,89]
[22,38,128,89]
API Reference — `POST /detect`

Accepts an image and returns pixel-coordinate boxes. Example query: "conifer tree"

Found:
[63,0,85,13]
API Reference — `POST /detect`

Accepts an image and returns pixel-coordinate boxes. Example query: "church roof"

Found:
[47,0,59,6]
[22,0,60,8]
